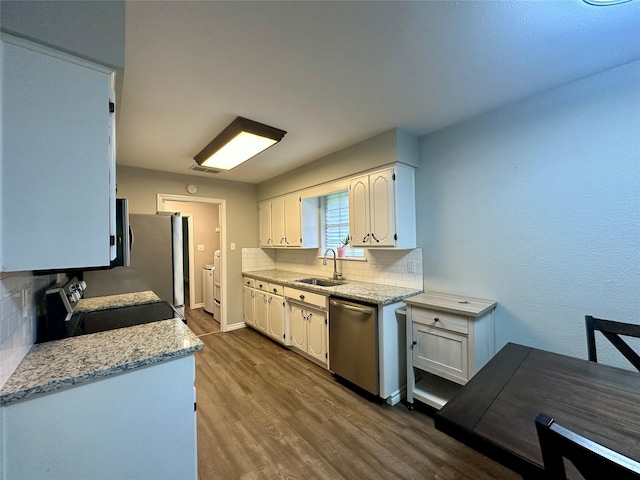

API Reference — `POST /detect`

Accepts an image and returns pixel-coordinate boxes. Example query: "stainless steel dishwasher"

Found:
[329,297,379,395]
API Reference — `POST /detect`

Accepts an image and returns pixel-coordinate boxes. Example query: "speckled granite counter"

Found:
[75,291,160,312]
[0,318,203,405]
[242,269,422,305]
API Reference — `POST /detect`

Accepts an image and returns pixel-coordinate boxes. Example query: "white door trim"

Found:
[157,193,228,332]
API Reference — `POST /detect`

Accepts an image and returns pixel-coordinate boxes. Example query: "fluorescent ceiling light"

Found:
[194,117,287,170]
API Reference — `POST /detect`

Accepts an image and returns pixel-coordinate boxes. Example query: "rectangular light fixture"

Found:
[194,116,287,170]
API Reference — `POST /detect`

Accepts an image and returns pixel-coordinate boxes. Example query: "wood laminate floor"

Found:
[186,306,221,336]
[190,324,520,480]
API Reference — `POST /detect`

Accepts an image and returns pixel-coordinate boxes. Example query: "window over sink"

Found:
[322,191,364,258]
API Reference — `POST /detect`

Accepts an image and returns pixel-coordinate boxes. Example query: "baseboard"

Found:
[191,302,205,309]
[224,322,246,332]
[385,386,406,406]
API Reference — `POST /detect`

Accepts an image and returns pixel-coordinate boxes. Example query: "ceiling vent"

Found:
[189,164,221,174]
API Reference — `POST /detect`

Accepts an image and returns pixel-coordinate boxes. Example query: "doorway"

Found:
[157,193,227,332]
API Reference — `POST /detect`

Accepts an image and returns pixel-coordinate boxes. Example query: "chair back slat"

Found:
[585,315,640,372]
[535,413,640,480]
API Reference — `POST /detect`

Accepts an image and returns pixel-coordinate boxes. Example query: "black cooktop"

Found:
[68,301,180,338]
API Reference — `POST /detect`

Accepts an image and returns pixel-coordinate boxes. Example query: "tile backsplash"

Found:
[0,271,57,388]
[242,248,423,290]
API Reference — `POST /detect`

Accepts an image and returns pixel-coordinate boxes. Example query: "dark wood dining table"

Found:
[434,342,640,479]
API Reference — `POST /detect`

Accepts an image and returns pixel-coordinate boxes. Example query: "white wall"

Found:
[416,60,640,365]
[116,166,258,328]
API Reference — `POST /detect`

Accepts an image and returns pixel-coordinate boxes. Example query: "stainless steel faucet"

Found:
[323,248,342,280]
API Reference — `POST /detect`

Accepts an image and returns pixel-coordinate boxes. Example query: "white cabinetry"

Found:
[285,286,328,367]
[405,292,496,410]
[1,34,117,271]
[259,194,319,248]
[1,356,198,480]
[349,165,416,249]
[243,278,256,327]
[243,278,287,345]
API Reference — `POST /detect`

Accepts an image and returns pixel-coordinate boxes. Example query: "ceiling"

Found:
[117,0,640,184]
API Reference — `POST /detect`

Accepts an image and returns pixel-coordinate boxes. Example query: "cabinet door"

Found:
[267,294,285,343]
[1,37,115,271]
[258,201,272,247]
[349,175,370,247]
[412,323,469,385]
[283,193,301,247]
[254,293,269,333]
[243,287,255,327]
[369,169,395,246]
[289,305,307,352]
[307,309,327,365]
[271,196,286,247]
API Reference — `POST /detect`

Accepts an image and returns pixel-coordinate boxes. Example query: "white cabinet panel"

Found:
[267,293,285,343]
[1,35,116,271]
[243,285,255,327]
[258,194,319,249]
[349,166,415,249]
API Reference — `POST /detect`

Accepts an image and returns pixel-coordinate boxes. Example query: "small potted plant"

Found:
[337,235,350,258]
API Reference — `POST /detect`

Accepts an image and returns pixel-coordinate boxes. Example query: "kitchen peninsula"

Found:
[0,292,203,480]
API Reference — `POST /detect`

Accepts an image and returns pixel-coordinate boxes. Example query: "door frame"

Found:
[157,193,227,331]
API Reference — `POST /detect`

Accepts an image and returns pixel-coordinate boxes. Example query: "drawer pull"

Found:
[434,317,440,322]
[273,288,278,293]
[299,294,305,301]
[258,283,263,288]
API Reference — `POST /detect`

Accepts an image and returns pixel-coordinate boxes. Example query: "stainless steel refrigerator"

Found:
[83,213,184,313]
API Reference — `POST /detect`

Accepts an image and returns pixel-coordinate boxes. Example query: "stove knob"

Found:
[79,281,87,290]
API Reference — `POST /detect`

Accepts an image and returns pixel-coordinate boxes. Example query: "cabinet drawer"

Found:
[268,283,283,296]
[412,323,469,384]
[283,287,327,310]
[243,278,255,288]
[254,280,269,291]
[410,307,468,334]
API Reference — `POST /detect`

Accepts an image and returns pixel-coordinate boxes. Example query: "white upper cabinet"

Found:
[1,35,116,271]
[260,193,319,249]
[349,165,416,249]
[258,200,272,247]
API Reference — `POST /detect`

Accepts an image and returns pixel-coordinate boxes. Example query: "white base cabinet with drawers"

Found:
[405,292,496,410]
[243,278,287,344]
[284,286,329,367]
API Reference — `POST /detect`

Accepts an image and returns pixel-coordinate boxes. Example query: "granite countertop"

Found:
[1,290,201,405]
[0,318,203,405]
[74,291,161,312]
[404,291,496,317]
[242,269,422,305]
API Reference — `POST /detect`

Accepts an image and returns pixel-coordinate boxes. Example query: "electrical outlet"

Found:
[407,260,416,273]
[197,244,205,251]
[369,258,378,269]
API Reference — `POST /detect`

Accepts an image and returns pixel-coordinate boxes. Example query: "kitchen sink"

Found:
[296,277,348,287]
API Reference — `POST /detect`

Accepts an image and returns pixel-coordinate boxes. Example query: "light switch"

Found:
[197,244,205,251]
[230,243,236,251]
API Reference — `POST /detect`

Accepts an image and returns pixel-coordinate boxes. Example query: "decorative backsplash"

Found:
[242,248,423,290]
[0,272,57,388]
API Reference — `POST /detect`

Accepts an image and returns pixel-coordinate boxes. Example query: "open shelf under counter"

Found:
[411,371,463,410]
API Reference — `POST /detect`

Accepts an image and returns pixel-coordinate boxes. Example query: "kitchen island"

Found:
[0,292,203,480]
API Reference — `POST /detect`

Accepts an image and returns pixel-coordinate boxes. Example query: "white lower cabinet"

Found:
[243,278,287,345]
[289,303,328,367]
[405,292,496,410]
[0,356,198,480]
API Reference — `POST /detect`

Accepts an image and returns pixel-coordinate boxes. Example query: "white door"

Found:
[254,293,269,333]
[271,196,286,247]
[284,193,301,247]
[369,169,395,246]
[307,309,327,365]
[243,287,255,327]
[289,304,307,352]
[267,294,284,343]
[349,175,370,247]
[258,200,272,247]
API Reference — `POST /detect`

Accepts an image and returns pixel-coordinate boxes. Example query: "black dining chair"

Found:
[535,413,640,480]
[585,315,640,372]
